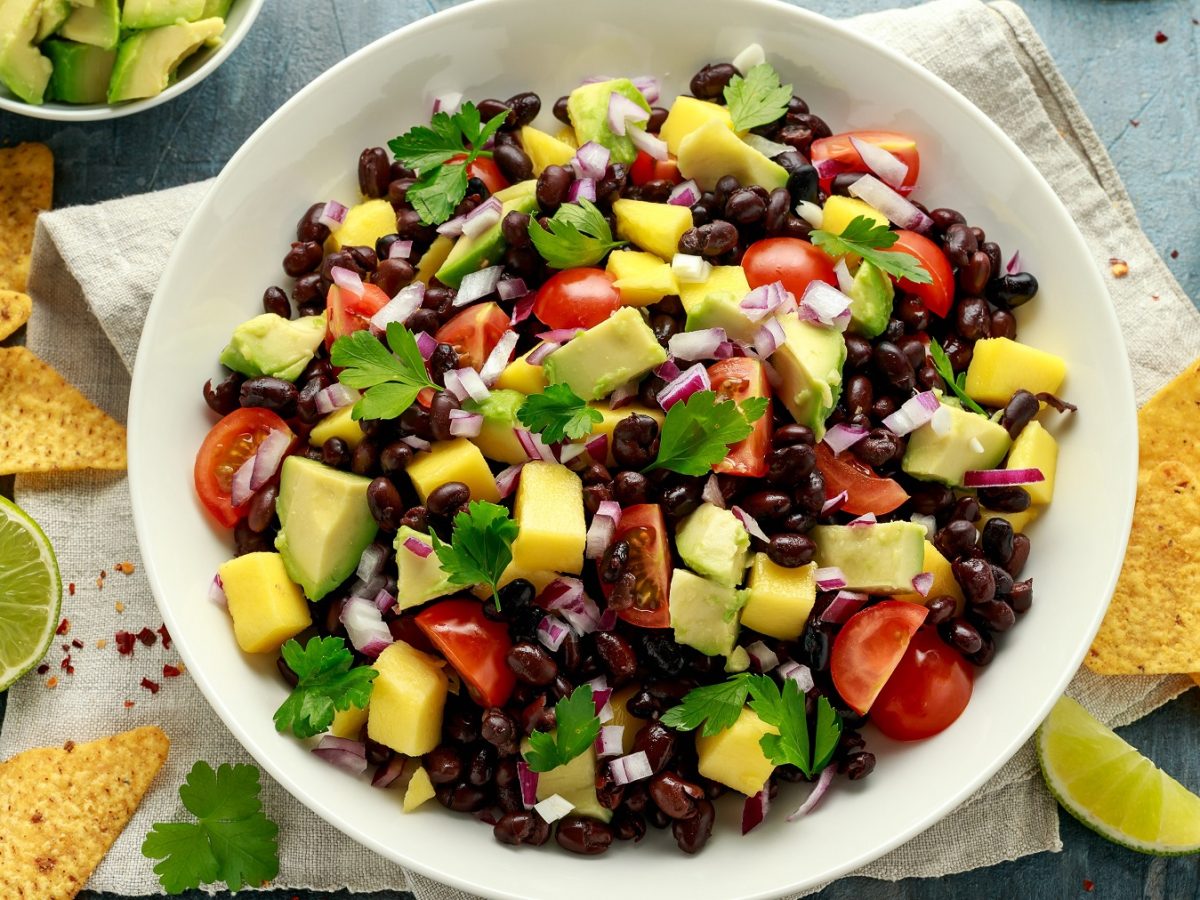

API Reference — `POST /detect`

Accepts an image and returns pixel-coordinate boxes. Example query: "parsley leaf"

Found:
[272,636,378,739]
[142,761,279,893]
[527,198,627,269]
[929,337,989,416]
[723,63,793,133]
[645,390,769,476]
[408,162,470,228]
[810,215,933,284]
[523,684,601,772]
[746,677,842,777]
[430,500,519,609]
[331,323,438,421]
[517,383,602,444]
[660,674,752,737]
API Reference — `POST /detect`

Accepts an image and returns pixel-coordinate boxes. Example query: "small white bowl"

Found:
[0,0,264,121]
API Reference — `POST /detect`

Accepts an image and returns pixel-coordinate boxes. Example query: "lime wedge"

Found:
[1038,696,1200,855]
[0,496,61,692]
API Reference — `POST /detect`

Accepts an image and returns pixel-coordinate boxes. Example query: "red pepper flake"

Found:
[114,630,136,655]
[163,664,182,678]
[136,627,157,646]
[1154,30,1168,42]
[96,571,106,590]
[67,582,75,597]
[158,624,172,649]
[60,644,70,652]
[123,700,135,709]
[114,561,136,575]
[60,655,71,671]
[55,618,69,635]
[71,638,83,649]
[35,857,55,873]
[140,677,160,694]
[1083,879,1095,892]
[30,812,43,824]
[1129,118,1140,127]
[36,664,48,675]
[1170,249,1179,259]
[63,740,75,752]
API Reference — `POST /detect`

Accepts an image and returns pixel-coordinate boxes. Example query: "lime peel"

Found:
[0,496,61,692]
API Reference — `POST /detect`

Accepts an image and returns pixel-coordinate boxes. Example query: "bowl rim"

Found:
[128,0,1137,894]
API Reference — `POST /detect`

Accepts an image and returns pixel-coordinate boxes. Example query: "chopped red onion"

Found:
[581,74,615,84]
[372,590,395,616]
[812,157,851,180]
[448,409,483,437]
[911,572,934,597]
[312,735,368,776]
[230,456,255,507]
[595,725,625,758]
[568,177,597,204]
[208,573,227,608]
[607,91,650,136]
[962,468,1045,488]
[497,277,529,302]
[671,253,713,284]
[402,535,433,559]
[608,380,638,409]
[702,474,725,508]
[848,174,934,233]
[596,608,618,631]
[318,200,347,229]
[512,292,536,325]
[795,200,824,229]
[536,327,584,344]
[822,423,869,456]
[517,761,539,809]
[415,331,437,360]
[357,543,389,582]
[849,136,909,190]
[814,566,848,591]
[883,390,941,436]
[731,505,769,542]
[479,329,520,386]
[609,750,653,786]
[668,179,701,206]
[911,512,937,539]
[369,282,425,330]
[330,266,364,298]
[669,327,728,361]
[558,442,589,465]
[655,358,681,381]
[834,258,855,294]
[526,341,560,366]
[537,616,569,652]
[745,640,779,673]
[249,429,292,490]
[340,596,393,658]
[820,590,869,624]
[848,512,877,527]
[371,755,408,789]
[787,765,834,821]
[732,42,765,73]
[315,383,361,415]
[436,214,467,238]
[455,265,504,306]
[533,794,574,824]
[388,240,413,260]
[753,316,787,356]
[432,91,462,115]
[591,687,614,718]
[629,126,668,160]
[743,132,790,159]
[515,428,556,462]
[458,367,491,402]
[778,659,815,693]
[494,463,524,499]
[1006,249,1023,275]
[799,280,852,329]
[657,362,711,410]
[571,141,611,180]
[740,281,791,322]
[585,432,609,462]
[742,789,771,835]
[631,75,660,104]
[460,197,503,238]
[544,578,600,634]
[761,358,783,389]
[585,501,622,560]
[400,434,431,452]
[820,490,849,515]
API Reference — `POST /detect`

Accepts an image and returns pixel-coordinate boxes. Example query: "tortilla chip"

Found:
[0,290,32,340]
[0,143,54,293]
[1139,358,1200,471]
[0,726,169,900]
[1087,461,1200,674]
[0,347,126,475]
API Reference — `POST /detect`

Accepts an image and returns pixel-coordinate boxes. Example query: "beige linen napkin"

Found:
[3,1,1197,896]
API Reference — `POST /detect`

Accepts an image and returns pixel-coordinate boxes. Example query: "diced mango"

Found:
[368,640,449,756]
[660,96,734,156]
[554,125,579,149]
[1006,421,1057,505]
[405,438,501,504]
[330,704,369,739]
[820,196,889,237]
[415,235,455,285]
[981,507,1039,534]
[588,403,665,466]
[308,405,366,449]
[519,125,577,175]
[217,552,311,654]
[606,249,680,307]
[894,540,965,611]
[696,707,778,796]
[608,686,645,755]
[964,338,1067,407]
[510,462,585,574]
[678,265,751,314]
[741,555,815,640]
[328,199,396,252]
[403,766,437,811]
[495,347,548,394]
[613,198,693,261]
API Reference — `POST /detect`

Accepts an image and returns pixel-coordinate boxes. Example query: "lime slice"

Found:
[0,497,61,692]
[1038,696,1200,855]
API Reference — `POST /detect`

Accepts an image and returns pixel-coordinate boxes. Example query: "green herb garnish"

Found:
[272,636,378,739]
[645,390,769,476]
[929,337,989,416]
[523,684,601,772]
[331,323,439,421]
[810,215,932,284]
[527,198,626,269]
[517,383,602,445]
[430,500,519,610]
[723,63,793,133]
[660,673,754,737]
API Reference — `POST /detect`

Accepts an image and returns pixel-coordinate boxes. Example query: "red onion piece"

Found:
[848,174,933,233]
[911,572,934,597]
[631,75,660,104]
[702,474,725,508]
[753,316,787,356]
[731,505,769,542]
[778,659,815,692]
[494,463,524,499]
[833,258,855,295]
[374,588,397,614]
[571,141,611,180]
[315,383,361,416]
[820,490,849,515]
[567,178,597,204]
[455,265,504,306]
[657,362,711,411]
[629,125,668,161]
[388,240,412,260]
[654,358,681,382]
[585,432,609,462]
[595,725,625,759]
[371,755,408,788]
[535,327,584,344]
[820,590,869,624]
[533,794,574,824]
[357,543,389,582]
[479,329,520,386]
[814,566,848,591]
[512,292,536,325]
[740,280,790,322]
[883,390,941,436]
[822,423,868,456]
[848,512,877,527]
[745,640,779,673]
[318,200,347,229]
[537,616,569,652]
[609,750,653,786]
[794,200,824,229]
[402,535,432,559]
[369,282,425,330]
[1006,249,1023,275]
[732,42,765,73]
[668,327,728,361]
[330,266,364,298]
[517,761,539,808]
[415,331,437,360]
[460,196,504,239]
[585,502,621,560]
[741,789,771,835]
[607,91,650,137]
[812,157,850,180]
[515,428,555,462]
[436,214,467,237]
[788,765,835,821]
[432,91,462,115]
[249,429,292,490]
[448,409,483,438]
[230,456,255,507]
[799,280,852,329]
[208,573,227,608]
[849,135,909,189]
[497,277,529,302]
[591,687,613,717]
[526,341,559,366]
[596,608,618,631]
[455,367,490,402]
[962,467,1045,488]
[340,596,393,658]
[668,179,701,207]
[400,434,431,452]
[312,737,368,776]
[671,252,712,283]
[557,442,589,465]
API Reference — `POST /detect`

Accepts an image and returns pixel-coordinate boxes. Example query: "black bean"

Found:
[786,163,820,206]
[841,333,871,370]
[466,744,495,785]
[1009,578,1034,613]
[633,721,677,773]
[427,481,470,517]
[959,251,992,296]
[672,798,715,854]
[649,771,703,820]
[955,296,992,341]
[424,745,462,784]
[504,91,541,128]
[612,414,660,469]
[395,207,436,242]
[775,423,816,446]
[944,223,978,268]
[203,372,243,416]
[239,377,297,417]
[929,208,966,232]
[909,483,955,516]
[345,245,379,274]
[262,285,291,318]
[793,470,826,515]
[925,595,958,625]
[992,564,1014,596]
[641,634,686,676]
[351,439,380,476]
[1005,534,1031,578]
[999,389,1040,439]
[967,629,997,666]
[934,519,977,559]
[613,471,649,506]
[536,165,572,211]
[873,341,916,392]
[436,782,488,812]
[768,533,815,567]
[953,557,996,606]
[765,187,791,234]
[941,334,973,372]
[481,708,518,753]
[399,505,429,534]
[475,97,512,127]
[358,147,391,198]
[494,811,551,846]
[367,478,404,531]
[987,272,1039,309]
[247,484,278,533]
[844,751,876,781]
[853,428,904,468]
[981,517,1015,565]
[612,808,647,842]
[494,143,533,182]
[445,705,481,744]
[801,622,832,672]
[296,202,332,243]
[978,486,1031,512]
[428,391,461,442]
[950,496,981,523]
[556,816,613,855]
[599,539,630,584]
[830,172,861,197]
[428,343,460,386]
[595,631,638,685]
[894,293,930,332]
[766,443,816,484]
[552,95,571,123]
[371,258,416,297]
[991,309,1018,340]
[507,642,557,687]
[500,211,532,249]
[724,187,767,225]
[741,489,792,521]
[695,221,739,257]
[661,481,702,519]
[645,106,669,133]
[939,617,983,655]
[690,63,737,99]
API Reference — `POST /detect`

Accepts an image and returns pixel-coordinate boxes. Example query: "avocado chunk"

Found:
[677,119,789,192]
[0,0,52,104]
[810,522,926,594]
[669,568,747,658]
[901,402,1012,486]
[107,16,223,103]
[43,39,115,103]
[121,0,204,30]
[543,306,667,401]
[675,503,749,588]
[36,0,71,42]
[769,313,846,438]
[200,0,232,16]
[846,260,894,339]
[393,526,455,611]
[274,456,379,602]
[218,313,325,382]
[59,0,118,49]
[435,179,538,289]
[522,740,612,823]
[566,77,650,165]
[464,388,528,465]
[685,290,759,344]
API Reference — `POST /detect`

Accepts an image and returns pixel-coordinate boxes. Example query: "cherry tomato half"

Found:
[601,504,672,628]
[810,130,921,193]
[415,598,516,708]
[194,408,294,528]
[870,628,974,741]
[815,442,909,515]
[708,358,772,478]
[742,238,837,299]
[434,301,511,370]
[891,230,955,318]
[630,151,683,187]
[830,600,928,715]
[447,154,511,195]
[326,283,392,350]
[533,268,622,330]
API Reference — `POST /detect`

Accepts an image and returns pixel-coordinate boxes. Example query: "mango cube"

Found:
[894,540,965,611]
[405,438,500,504]
[607,686,646,755]
[660,96,734,155]
[981,507,1039,534]
[613,198,693,261]
[510,462,585,575]
[519,126,576,175]
[368,640,449,756]
[217,552,311,654]
[964,338,1067,407]
[495,347,548,394]
[741,555,815,640]
[588,403,665,466]
[415,235,455,285]
[554,125,579,149]
[678,265,751,315]
[329,704,369,739]
[329,199,396,252]
[308,405,366,449]
[403,766,437,811]
[696,707,778,796]
[820,196,889,237]
[606,250,680,307]
[1006,421,1057,505]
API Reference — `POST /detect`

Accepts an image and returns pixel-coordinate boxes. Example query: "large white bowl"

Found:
[128,0,1136,896]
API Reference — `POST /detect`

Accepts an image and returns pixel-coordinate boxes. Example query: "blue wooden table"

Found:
[2,0,1198,897]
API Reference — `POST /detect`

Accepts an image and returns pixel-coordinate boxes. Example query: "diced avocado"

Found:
[820,195,889,237]
[217,552,311,654]
[464,388,528,465]
[523,740,612,823]
[495,346,547,394]
[894,540,963,611]
[678,264,750,314]
[121,0,204,30]
[742,554,816,639]
[274,456,379,602]
[769,313,846,438]
[107,16,224,103]
[510,461,585,575]
[368,640,449,756]
[59,0,118,49]
[403,766,437,811]
[43,39,115,104]
[36,0,71,42]
[327,198,395,252]
[200,0,232,17]
[566,77,650,165]
[611,198,692,262]
[605,249,678,307]
[677,119,789,192]
[405,438,501,504]
[543,306,667,401]
[1006,420,1057,505]
[669,568,746,657]
[436,179,538,288]
[218,313,325,382]
[588,402,663,466]
[393,526,455,611]
[810,522,926,594]
[519,125,576,176]
[696,707,777,796]
[846,260,894,339]
[308,405,366,449]
[964,337,1067,408]
[0,0,52,105]
[414,234,454,285]
[724,645,751,673]
[685,290,758,344]
[675,503,749,588]
[660,96,733,156]
[901,403,1011,486]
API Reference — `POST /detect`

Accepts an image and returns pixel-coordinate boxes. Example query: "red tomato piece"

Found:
[532,268,622,330]
[325,283,392,350]
[830,600,928,715]
[742,238,837,299]
[629,150,655,186]
[434,301,511,370]
[448,154,511,195]
[708,358,772,478]
[870,628,974,741]
[415,598,516,708]
[890,230,955,318]
[815,442,909,515]
[601,504,672,628]
[194,408,293,528]
[810,130,920,192]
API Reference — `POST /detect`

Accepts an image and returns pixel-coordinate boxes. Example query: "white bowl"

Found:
[128,0,1136,896]
[0,0,264,121]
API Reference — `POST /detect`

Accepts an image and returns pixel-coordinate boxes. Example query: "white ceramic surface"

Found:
[0,0,263,121]
[128,1,1136,897]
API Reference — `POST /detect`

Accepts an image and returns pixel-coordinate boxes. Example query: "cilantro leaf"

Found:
[645,391,769,476]
[810,215,933,284]
[430,500,519,609]
[929,337,989,416]
[407,162,470,229]
[660,674,753,737]
[142,761,279,894]
[331,324,438,421]
[517,383,603,444]
[527,198,626,269]
[723,63,793,133]
[523,685,601,772]
[272,636,378,739]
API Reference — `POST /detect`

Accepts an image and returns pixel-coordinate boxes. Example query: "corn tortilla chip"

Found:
[0,726,169,900]
[0,347,126,475]
[0,143,54,293]
[1087,461,1200,674]
[0,290,32,340]
[1138,357,1200,471]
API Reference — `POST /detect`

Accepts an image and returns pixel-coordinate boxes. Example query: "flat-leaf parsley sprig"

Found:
[929,337,988,416]
[723,63,793,133]
[523,684,601,772]
[646,390,769,477]
[517,383,602,444]
[272,636,378,739]
[527,199,627,269]
[331,322,438,421]
[810,215,932,284]
[431,500,520,610]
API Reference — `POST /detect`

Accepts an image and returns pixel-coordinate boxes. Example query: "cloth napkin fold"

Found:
[3,0,1197,896]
